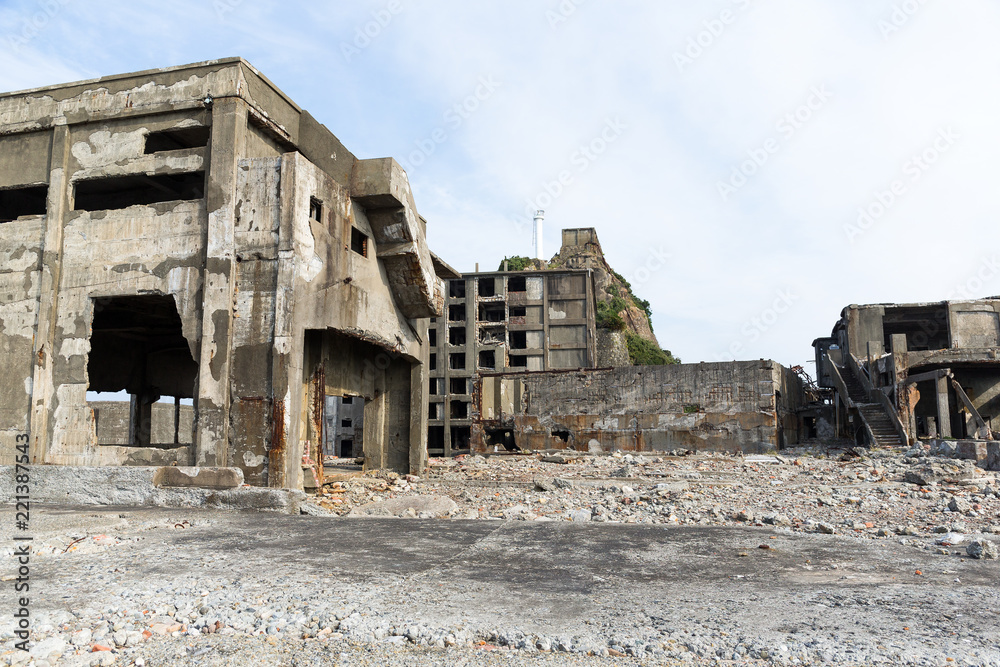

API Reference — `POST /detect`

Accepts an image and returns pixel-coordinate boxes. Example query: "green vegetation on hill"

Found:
[498,256,534,271]
[500,250,679,366]
[626,332,680,365]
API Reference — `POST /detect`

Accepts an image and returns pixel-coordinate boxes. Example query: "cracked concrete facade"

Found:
[428,266,598,456]
[815,299,1000,448]
[0,58,444,489]
[473,361,805,453]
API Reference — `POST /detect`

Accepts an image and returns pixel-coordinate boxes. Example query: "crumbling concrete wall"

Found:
[90,401,194,445]
[473,361,804,453]
[0,58,440,486]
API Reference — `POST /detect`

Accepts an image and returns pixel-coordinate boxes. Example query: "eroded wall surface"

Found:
[474,361,803,453]
[0,58,439,484]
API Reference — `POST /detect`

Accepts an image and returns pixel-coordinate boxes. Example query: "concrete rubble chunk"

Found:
[966,539,999,559]
[153,467,244,489]
[347,495,458,518]
[904,461,980,486]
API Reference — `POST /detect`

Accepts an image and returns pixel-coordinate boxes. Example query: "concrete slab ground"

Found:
[1,506,998,665]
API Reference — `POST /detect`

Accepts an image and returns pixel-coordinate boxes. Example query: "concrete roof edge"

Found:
[430,252,462,280]
[0,57,247,99]
[237,59,303,113]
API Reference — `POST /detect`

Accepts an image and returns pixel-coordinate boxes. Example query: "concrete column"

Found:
[585,271,596,367]
[409,336,429,474]
[364,368,387,470]
[28,122,73,463]
[268,153,298,488]
[194,98,248,466]
[128,393,152,447]
[936,374,952,439]
[541,273,550,371]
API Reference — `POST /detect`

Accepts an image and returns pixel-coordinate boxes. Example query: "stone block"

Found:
[956,440,987,462]
[986,442,1000,472]
[153,467,244,489]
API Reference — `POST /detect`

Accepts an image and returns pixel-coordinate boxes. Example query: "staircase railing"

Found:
[873,386,910,446]
[825,357,855,409]
[848,354,909,447]
[846,353,873,400]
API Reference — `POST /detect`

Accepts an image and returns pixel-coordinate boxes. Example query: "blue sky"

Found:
[2,0,999,373]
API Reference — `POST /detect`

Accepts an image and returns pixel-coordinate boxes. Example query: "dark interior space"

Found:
[450,425,471,450]
[479,303,506,322]
[485,428,519,451]
[351,227,368,257]
[0,185,48,222]
[478,277,496,297]
[883,306,950,351]
[449,326,466,345]
[74,172,205,212]
[144,126,211,153]
[88,294,197,447]
[427,425,445,453]
[508,276,526,292]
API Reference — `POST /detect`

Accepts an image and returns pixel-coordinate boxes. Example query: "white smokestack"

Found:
[533,210,544,260]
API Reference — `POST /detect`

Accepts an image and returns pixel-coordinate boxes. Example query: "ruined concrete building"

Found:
[814,300,1000,447]
[0,58,448,489]
[428,258,598,455]
[473,361,805,453]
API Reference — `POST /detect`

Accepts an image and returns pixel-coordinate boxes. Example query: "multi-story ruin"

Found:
[0,58,447,489]
[814,300,1000,447]
[427,263,598,455]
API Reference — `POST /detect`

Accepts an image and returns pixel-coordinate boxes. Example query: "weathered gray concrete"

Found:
[816,299,1000,446]
[428,266,597,456]
[474,361,804,453]
[152,466,244,489]
[5,506,998,664]
[0,58,446,487]
[0,465,302,512]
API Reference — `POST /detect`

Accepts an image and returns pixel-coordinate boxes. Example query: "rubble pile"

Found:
[309,445,1000,557]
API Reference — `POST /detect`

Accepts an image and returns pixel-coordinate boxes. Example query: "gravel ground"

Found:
[0,444,998,667]
[313,444,1000,544]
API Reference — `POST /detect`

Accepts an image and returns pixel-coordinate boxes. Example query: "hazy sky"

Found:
[2,0,998,374]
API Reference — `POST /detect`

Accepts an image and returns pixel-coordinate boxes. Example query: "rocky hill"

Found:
[501,228,679,366]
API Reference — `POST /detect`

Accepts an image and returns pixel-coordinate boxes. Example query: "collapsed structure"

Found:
[0,58,448,489]
[428,262,598,455]
[473,361,804,453]
[5,61,998,497]
[814,300,1000,447]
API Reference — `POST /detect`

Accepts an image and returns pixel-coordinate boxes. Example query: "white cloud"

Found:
[2,0,998,372]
